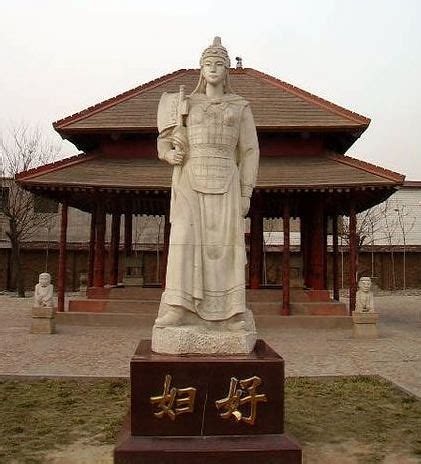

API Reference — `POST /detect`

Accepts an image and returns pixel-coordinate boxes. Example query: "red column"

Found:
[124,213,132,257]
[281,200,290,315]
[332,214,339,301]
[87,209,96,288]
[109,213,121,286]
[300,214,307,287]
[93,206,106,287]
[349,203,357,315]
[57,202,68,312]
[249,209,264,289]
[306,197,325,289]
[161,211,171,288]
[323,214,328,288]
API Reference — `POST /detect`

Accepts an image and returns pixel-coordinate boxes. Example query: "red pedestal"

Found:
[114,340,302,463]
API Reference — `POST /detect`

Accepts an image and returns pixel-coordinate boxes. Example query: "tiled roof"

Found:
[54,68,370,132]
[18,153,403,190]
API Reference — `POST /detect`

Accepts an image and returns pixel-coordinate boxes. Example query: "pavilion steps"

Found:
[85,287,333,303]
[70,288,348,316]
[87,287,162,300]
[68,299,160,314]
[56,312,351,329]
[86,287,285,301]
[67,297,347,316]
[290,302,348,316]
[69,299,282,315]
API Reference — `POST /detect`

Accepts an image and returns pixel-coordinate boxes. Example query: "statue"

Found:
[34,272,54,308]
[355,277,375,313]
[152,37,260,354]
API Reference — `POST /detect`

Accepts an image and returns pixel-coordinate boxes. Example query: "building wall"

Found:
[365,186,421,246]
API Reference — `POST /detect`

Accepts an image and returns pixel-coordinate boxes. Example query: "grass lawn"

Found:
[0,376,420,463]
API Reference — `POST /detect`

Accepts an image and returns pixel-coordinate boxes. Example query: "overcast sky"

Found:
[1,0,420,179]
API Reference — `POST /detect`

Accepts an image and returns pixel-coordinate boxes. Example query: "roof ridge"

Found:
[329,154,405,183]
[243,68,371,126]
[15,152,93,181]
[53,69,191,129]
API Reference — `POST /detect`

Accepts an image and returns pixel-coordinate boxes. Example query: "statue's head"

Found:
[192,36,233,94]
[358,277,371,292]
[39,272,51,286]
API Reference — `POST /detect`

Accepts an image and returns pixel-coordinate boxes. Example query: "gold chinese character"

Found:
[215,376,268,425]
[150,374,196,420]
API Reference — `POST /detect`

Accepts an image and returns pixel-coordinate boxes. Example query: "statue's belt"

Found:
[184,156,236,194]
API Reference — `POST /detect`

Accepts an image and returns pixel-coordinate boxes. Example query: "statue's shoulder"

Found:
[224,94,250,108]
[157,92,179,133]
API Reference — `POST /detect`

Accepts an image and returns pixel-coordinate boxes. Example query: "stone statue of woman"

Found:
[152,37,260,355]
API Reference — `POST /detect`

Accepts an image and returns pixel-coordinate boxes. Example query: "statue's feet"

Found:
[154,307,185,328]
[225,309,256,332]
[226,314,247,332]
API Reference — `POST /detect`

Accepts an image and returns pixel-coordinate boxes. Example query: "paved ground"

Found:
[0,293,420,397]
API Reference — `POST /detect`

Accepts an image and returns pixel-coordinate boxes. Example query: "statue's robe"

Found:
[158,93,259,321]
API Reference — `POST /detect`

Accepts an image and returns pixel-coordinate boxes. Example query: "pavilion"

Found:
[17,67,404,317]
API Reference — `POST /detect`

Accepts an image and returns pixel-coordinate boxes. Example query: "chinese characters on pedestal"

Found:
[150,374,267,425]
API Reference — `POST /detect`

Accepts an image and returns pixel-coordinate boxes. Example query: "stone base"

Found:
[31,317,55,334]
[32,306,56,318]
[114,339,302,463]
[352,311,379,339]
[152,326,257,355]
[115,420,302,463]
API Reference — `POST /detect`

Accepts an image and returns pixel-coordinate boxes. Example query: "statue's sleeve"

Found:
[369,293,375,311]
[157,128,173,162]
[238,104,259,198]
[46,284,54,300]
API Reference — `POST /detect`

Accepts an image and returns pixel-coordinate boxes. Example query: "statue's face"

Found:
[39,273,50,286]
[202,56,226,86]
[359,278,371,292]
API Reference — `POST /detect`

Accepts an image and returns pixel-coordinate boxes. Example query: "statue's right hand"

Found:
[165,149,184,165]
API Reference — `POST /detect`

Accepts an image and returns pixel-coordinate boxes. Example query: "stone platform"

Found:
[352,311,379,338]
[115,425,302,463]
[114,339,302,463]
[151,325,257,355]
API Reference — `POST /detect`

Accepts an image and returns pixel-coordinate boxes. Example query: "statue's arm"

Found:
[238,105,259,199]
[157,129,183,166]
[45,285,54,301]
[157,129,173,162]
[368,293,375,312]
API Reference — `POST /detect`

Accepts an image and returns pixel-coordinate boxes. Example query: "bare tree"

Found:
[340,201,390,280]
[340,199,402,287]
[381,201,399,289]
[341,202,389,250]
[394,203,416,290]
[0,124,60,296]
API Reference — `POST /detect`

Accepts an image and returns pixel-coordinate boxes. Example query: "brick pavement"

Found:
[0,294,419,397]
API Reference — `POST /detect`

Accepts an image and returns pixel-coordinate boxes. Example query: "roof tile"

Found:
[54,69,370,132]
[18,153,403,190]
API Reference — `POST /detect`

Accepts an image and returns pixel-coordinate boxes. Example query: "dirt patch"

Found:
[44,439,113,464]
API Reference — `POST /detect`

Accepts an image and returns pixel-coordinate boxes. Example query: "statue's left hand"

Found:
[241,196,250,217]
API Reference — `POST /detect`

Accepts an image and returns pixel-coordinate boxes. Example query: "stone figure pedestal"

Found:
[114,340,302,463]
[352,311,379,339]
[31,306,56,334]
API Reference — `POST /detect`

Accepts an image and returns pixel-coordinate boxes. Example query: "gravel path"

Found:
[0,294,419,397]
